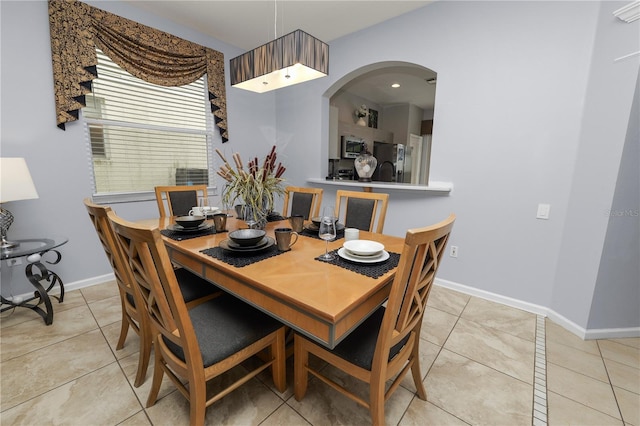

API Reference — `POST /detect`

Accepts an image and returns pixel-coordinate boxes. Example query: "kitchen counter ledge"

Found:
[307,178,453,194]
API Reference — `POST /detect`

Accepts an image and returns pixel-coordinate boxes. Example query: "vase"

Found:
[356,117,367,127]
[354,153,377,182]
[242,197,269,230]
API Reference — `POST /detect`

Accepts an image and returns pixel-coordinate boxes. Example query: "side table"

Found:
[0,237,68,325]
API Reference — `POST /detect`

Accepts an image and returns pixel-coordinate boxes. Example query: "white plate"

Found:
[204,207,221,216]
[342,240,385,256]
[338,247,389,264]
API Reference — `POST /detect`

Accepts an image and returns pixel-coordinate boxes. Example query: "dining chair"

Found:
[335,189,389,233]
[107,212,287,425]
[83,198,220,387]
[294,214,456,425]
[154,185,208,217]
[282,186,323,220]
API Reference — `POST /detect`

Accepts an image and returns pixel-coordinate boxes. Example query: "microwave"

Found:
[342,136,366,159]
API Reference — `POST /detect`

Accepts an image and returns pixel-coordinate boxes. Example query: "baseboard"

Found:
[544,310,589,339]
[435,278,549,317]
[17,273,638,340]
[435,278,640,340]
[64,273,115,293]
[583,326,640,340]
[14,272,115,300]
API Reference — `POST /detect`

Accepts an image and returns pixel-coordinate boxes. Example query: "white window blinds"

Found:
[83,49,214,199]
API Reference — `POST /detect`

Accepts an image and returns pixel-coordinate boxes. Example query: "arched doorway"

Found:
[325,62,437,185]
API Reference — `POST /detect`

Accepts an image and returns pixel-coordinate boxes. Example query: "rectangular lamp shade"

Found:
[230,29,329,93]
[0,158,39,203]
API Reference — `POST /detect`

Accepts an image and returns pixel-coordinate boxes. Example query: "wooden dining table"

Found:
[137,214,405,349]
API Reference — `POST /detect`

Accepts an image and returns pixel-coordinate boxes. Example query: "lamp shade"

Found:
[0,158,39,203]
[230,29,328,93]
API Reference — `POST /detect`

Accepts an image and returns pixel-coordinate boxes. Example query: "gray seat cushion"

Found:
[174,268,219,303]
[324,307,409,371]
[163,295,283,367]
[125,268,217,305]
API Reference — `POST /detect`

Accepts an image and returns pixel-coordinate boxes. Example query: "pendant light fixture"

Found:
[230,1,328,93]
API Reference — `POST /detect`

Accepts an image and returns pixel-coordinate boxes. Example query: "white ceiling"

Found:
[125,1,434,50]
[124,0,437,109]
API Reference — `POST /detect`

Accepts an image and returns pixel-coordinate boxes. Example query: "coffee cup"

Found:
[213,213,227,232]
[234,204,245,218]
[274,227,299,251]
[289,214,304,233]
[189,206,206,216]
[344,228,360,241]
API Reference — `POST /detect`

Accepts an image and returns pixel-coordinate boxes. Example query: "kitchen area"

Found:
[328,104,433,185]
[327,65,436,186]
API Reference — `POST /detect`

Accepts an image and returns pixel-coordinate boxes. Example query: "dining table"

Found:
[136,213,405,349]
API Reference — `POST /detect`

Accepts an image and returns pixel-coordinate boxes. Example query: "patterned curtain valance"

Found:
[48,0,228,142]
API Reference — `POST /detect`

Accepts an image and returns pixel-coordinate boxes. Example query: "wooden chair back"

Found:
[108,211,286,425]
[335,190,389,233]
[83,198,151,387]
[108,213,198,373]
[154,185,208,217]
[294,214,455,425]
[282,186,323,220]
[382,213,455,365]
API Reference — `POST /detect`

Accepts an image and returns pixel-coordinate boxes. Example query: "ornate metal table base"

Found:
[1,238,67,325]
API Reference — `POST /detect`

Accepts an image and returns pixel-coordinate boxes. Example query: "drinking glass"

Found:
[244,205,258,229]
[198,196,216,216]
[318,206,336,261]
[197,196,209,209]
[221,185,233,217]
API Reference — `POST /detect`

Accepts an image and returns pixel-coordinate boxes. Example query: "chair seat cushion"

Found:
[327,307,410,371]
[163,295,283,368]
[174,268,219,303]
[126,268,218,306]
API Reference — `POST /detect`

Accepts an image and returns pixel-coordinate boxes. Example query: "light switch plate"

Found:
[536,203,551,220]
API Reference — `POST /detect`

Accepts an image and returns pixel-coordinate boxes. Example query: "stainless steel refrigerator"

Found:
[374,133,429,184]
[373,142,412,183]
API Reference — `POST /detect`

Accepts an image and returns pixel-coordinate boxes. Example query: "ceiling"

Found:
[124,0,437,109]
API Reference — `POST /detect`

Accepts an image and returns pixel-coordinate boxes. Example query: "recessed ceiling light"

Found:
[391,83,400,88]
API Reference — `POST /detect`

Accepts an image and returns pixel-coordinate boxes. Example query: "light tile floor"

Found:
[1,282,638,425]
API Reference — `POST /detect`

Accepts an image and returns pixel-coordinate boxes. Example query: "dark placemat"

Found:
[201,245,285,267]
[300,228,344,241]
[161,228,225,241]
[315,249,400,279]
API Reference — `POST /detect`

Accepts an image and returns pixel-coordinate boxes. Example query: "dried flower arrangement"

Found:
[216,146,286,224]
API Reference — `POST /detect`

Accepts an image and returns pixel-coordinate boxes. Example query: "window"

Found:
[83,49,215,201]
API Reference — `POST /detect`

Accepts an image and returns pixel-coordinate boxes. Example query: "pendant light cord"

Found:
[274,0,278,39]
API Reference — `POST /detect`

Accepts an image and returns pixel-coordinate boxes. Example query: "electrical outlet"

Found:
[449,245,458,258]
[6,258,22,266]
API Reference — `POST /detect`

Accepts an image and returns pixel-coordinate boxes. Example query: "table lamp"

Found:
[0,158,39,249]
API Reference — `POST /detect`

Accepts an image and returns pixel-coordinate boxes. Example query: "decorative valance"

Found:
[48,0,228,142]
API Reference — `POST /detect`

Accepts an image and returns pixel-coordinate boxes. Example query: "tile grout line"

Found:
[533,315,547,425]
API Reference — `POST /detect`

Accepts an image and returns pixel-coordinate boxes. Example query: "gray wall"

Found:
[548,0,639,333]
[1,1,638,336]
[588,72,640,330]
